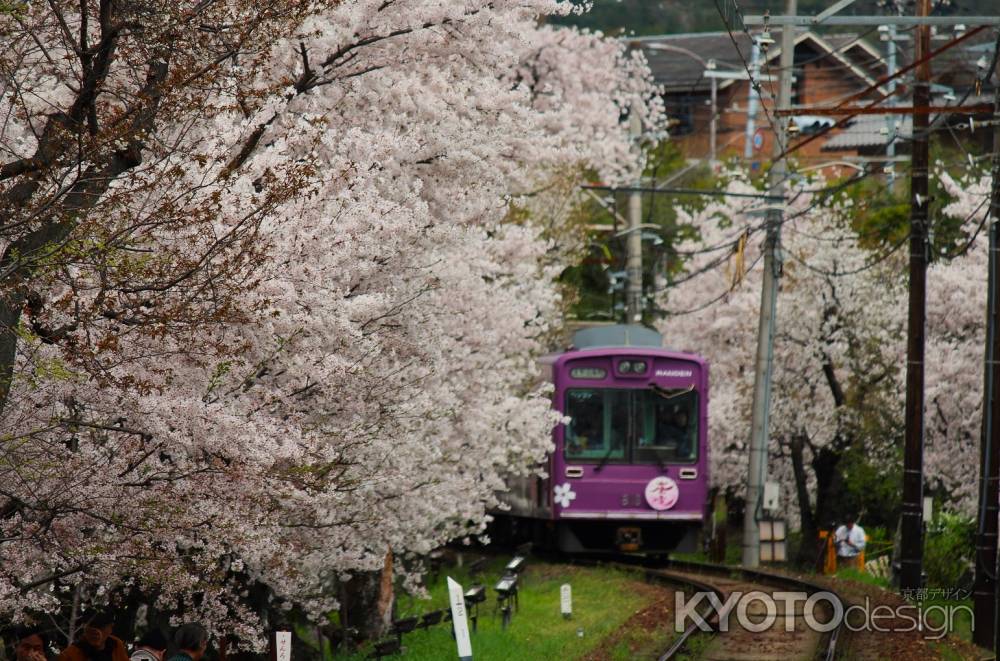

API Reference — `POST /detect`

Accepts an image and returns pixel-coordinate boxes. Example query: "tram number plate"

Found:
[621,493,641,507]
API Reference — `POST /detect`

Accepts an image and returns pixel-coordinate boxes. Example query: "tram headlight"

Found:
[618,360,632,374]
[632,360,647,374]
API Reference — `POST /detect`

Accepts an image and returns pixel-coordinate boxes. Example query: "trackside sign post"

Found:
[275,631,291,661]
[561,584,572,619]
[447,577,473,660]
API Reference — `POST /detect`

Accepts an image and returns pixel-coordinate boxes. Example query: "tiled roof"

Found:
[635,29,883,94]
[637,31,755,93]
[822,114,913,151]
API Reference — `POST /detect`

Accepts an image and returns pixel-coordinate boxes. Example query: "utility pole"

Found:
[974,52,1000,652]
[625,113,643,324]
[709,59,718,165]
[899,0,931,592]
[743,39,762,160]
[742,0,795,568]
[884,22,898,188]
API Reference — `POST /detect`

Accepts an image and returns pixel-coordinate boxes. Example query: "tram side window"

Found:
[636,389,698,463]
[564,389,627,462]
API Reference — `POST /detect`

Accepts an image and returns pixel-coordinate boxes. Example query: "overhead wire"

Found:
[777,29,1000,277]
[939,196,991,260]
[712,0,790,156]
[608,12,1000,315]
[661,252,765,316]
[783,234,908,278]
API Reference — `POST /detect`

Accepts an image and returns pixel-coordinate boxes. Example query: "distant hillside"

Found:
[551,0,999,37]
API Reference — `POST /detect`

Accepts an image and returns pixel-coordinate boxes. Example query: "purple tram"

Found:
[504,324,709,553]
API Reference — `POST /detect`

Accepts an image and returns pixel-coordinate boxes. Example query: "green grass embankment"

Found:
[330,557,662,660]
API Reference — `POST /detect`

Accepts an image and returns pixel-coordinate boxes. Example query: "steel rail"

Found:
[657,559,847,661]
[577,555,847,661]
[547,550,847,660]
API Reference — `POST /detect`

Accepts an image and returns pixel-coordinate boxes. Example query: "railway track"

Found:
[600,557,846,661]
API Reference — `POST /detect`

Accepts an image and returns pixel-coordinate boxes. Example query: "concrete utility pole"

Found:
[885,22,898,188]
[709,59,718,165]
[742,0,795,568]
[899,0,931,592]
[745,0,998,585]
[743,39,763,160]
[974,51,1000,652]
[625,113,643,324]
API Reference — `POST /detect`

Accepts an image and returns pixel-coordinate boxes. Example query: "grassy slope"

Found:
[331,557,658,660]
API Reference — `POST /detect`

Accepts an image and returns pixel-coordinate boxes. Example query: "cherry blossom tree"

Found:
[662,164,992,553]
[660,173,908,551]
[0,0,660,643]
[924,169,992,514]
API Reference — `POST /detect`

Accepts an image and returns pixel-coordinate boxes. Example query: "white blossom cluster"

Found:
[663,165,996,527]
[0,0,661,638]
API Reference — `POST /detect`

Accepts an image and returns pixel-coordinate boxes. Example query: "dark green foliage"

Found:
[924,512,975,589]
[846,142,977,260]
[558,141,714,323]
[839,445,903,531]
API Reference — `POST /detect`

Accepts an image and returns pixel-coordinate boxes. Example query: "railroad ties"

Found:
[649,560,845,661]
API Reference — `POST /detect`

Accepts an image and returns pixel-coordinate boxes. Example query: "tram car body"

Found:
[504,324,709,553]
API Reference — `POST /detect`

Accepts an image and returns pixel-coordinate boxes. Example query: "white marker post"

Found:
[275,631,291,661]
[447,577,473,661]
[560,584,572,619]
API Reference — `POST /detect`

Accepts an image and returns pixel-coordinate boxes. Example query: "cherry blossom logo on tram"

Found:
[554,483,577,508]
[645,476,679,511]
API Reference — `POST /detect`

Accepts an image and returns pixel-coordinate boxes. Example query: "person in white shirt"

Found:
[834,516,866,569]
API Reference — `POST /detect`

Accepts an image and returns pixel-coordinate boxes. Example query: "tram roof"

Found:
[571,324,662,350]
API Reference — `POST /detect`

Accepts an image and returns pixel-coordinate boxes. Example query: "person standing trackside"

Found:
[834,515,866,570]
[166,625,209,661]
[57,613,129,661]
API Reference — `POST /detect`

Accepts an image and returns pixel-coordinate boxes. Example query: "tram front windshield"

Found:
[564,388,698,464]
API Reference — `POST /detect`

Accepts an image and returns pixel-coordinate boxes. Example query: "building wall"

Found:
[665,53,883,172]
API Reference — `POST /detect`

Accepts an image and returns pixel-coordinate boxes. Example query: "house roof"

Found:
[635,31,754,93]
[822,114,912,151]
[844,29,997,93]
[633,29,885,95]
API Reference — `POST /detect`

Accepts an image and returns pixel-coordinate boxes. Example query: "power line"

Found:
[581,183,783,200]
[661,252,765,316]
[784,233,907,277]
[939,196,991,259]
[713,0,791,157]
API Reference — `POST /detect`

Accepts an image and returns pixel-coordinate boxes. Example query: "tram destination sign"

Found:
[570,367,606,379]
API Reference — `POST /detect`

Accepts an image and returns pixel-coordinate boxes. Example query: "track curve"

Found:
[596,557,846,661]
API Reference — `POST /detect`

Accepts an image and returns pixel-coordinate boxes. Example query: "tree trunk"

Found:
[813,445,846,530]
[790,435,817,567]
[339,552,395,643]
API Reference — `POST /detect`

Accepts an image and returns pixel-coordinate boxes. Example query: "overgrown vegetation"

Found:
[925,512,976,589]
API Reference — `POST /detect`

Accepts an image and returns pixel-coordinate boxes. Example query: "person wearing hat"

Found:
[57,613,128,661]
